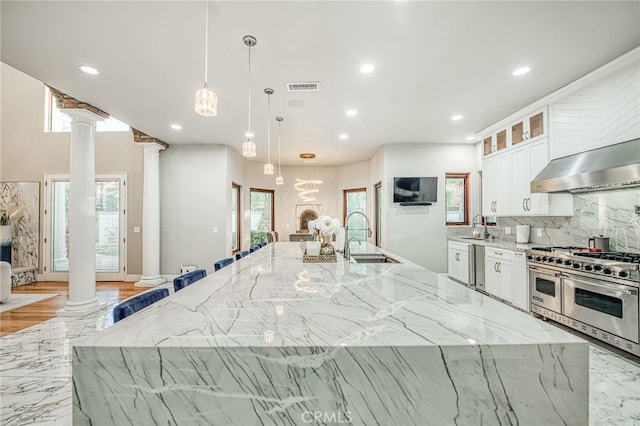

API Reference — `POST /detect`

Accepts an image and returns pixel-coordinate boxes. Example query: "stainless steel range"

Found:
[527,246,640,356]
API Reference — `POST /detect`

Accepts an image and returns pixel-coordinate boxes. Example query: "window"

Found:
[231,183,241,254]
[445,173,469,225]
[343,188,367,242]
[250,189,274,245]
[44,86,130,132]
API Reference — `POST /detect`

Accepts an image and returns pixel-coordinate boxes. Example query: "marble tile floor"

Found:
[0,281,638,426]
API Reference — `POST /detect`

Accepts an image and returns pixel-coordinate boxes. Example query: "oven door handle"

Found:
[566,275,638,296]
[527,266,562,277]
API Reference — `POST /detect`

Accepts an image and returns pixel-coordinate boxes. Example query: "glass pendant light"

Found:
[194,1,218,117]
[263,88,274,175]
[275,116,284,185]
[242,35,257,157]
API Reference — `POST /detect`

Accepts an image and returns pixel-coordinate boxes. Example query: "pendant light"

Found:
[194,1,218,117]
[263,88,274,175]
[242,35,257,157]
[275,116,284,185]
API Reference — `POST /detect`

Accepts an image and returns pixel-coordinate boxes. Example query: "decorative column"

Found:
[57,108,105,316]
[136,143,166,287]
[131,129,169,287]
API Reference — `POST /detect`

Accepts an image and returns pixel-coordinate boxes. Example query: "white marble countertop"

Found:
[449,236,536,251]
[76,242,582,349]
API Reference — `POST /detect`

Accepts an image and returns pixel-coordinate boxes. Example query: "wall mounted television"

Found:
[393,177,438,205]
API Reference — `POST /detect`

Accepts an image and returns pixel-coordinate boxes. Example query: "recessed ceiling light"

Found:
[346,109,357,117]
[170,124,182,130]
[465,136,475,141]
[451,115,463,121]
[79,65,99,75]
[300,153,316,159]
[360,64,375,74]
[339,133,348,140]
[512,67,530,76]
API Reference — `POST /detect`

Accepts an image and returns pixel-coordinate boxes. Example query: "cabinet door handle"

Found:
[526,198,531,211]
[455,253,459,261]
[494,251,503,256]
[523,131,529,140]
[497,262,502,273]
[522,198,527,211]
[494,262,498,272]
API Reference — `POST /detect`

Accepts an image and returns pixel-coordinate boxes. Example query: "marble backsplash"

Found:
[0,182,40,276]
[490,188,639,252]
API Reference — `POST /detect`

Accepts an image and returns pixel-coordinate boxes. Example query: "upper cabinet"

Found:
[483,108,547,157]
[510,108,547,147]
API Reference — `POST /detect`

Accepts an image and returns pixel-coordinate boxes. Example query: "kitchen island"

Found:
[72,242,588,425]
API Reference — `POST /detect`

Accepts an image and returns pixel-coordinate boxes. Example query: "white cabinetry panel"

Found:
[551,61,640,159]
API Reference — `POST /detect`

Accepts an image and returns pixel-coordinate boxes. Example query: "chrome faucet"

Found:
[344,211,372,259]
[472,214,489,239]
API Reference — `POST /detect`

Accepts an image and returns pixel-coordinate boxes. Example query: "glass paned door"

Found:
[250,189,274,245]
[45,174,126,281]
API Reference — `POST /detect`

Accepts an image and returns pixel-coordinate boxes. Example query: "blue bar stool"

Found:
[214,257,234,271]
[235,250,250,260]
[249,245,260,253]
[173,269,207,292]
[113,288,169,323]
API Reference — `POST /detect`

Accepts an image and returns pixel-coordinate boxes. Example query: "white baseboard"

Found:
[125,274,142,282]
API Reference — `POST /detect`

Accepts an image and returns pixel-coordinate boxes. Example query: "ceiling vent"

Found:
[287,82,320,92]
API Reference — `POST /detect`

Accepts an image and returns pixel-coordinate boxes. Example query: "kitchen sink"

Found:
[350,253,400,263]
[459,237,487,240]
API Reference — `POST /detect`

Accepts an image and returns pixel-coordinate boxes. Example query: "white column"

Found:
[57,109,105,316]
[136,143,166,287]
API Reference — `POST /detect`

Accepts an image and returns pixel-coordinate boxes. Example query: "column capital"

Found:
[131,128,169,150]
[138,142,166,153]
[64,108,106,125]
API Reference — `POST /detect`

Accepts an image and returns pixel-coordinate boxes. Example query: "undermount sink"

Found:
[350,253,400,264]
[459,236,487,240]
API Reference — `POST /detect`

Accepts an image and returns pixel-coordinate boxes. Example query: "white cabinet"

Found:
[482,152,510,216]
[512,252,529,311]
[509,108,547,148]
[448,241,471,285]
[510,138,573,216]
[484,248,514,301]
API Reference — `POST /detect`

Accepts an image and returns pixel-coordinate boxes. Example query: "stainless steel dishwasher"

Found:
[474,245,485,290]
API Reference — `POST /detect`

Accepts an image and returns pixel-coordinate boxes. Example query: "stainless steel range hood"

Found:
[531,138,640,193]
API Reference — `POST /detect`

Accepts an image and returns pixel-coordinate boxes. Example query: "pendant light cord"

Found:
[203,1,209,84]
[278,120,282,176]
[267,93,271,164]
[247,46,252,136]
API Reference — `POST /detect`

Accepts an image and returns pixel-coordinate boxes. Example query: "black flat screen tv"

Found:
[393,177,438,204]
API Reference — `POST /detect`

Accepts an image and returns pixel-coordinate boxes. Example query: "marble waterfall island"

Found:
[72,243,588,425]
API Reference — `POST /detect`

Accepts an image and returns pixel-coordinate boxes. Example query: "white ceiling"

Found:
[2,1,639,166]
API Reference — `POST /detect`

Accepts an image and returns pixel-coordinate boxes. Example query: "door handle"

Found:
[522,198,526,211]
[526,198,531,211]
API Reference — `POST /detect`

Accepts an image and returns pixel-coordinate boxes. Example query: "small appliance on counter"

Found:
[515,225,530,243]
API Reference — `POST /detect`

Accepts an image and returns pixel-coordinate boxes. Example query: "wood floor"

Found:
[0,281,148,337]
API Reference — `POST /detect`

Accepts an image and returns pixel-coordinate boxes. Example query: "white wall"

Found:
[382,143,478,272]
[159,145,227,274]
